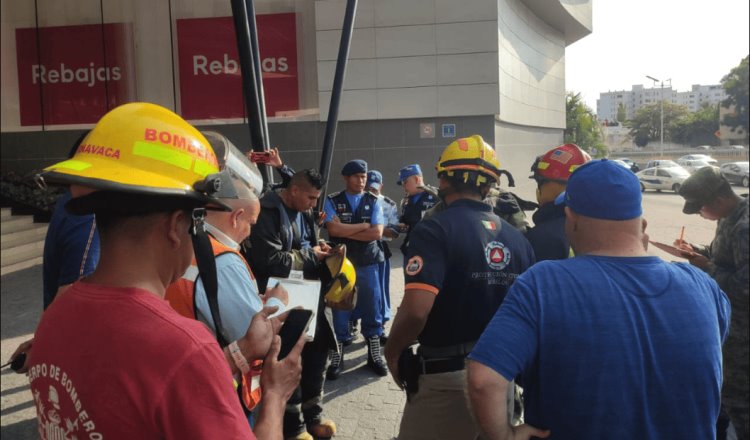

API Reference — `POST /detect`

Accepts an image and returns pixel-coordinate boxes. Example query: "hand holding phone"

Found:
[277,309,313,360]
[249,151,272,164]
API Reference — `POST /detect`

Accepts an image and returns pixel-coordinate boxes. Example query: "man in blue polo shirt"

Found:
[467,159,731,440]
[323,160,388,378]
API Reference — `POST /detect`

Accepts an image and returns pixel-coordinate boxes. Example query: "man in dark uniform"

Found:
[397,164,438,254]
[676,166,749,440]
[384,135,535,440]
[526,143,591,261]
[248,169,339,440]
[323,160,388,378]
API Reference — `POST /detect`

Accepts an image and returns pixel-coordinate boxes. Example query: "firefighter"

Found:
[384,135,536,440]
[526,143,591,260]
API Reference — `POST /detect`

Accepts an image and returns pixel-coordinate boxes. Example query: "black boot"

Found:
[326,342,344,380]
[367,336,388,376]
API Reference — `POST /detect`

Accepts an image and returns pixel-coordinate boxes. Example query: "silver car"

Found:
[720,161,749,187]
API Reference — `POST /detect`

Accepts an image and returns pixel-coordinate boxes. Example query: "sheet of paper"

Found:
[268,277,321,340]
[649,240,698,259]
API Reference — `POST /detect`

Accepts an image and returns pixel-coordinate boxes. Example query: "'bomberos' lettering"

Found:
[144,128,218,166]
[77,143,121,159]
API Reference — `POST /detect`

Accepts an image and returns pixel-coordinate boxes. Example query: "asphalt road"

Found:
[2,187,746,438]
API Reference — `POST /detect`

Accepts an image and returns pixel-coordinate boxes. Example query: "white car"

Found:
[677,159,714,174]
[636,166,692,193]
[678,154,718,166]
[645,159,682,170]
[729,145,746,150]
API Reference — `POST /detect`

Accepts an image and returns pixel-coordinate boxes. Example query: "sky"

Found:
[566,0,750,111]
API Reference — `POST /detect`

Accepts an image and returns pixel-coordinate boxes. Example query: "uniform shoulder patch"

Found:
[327,190,343,199]
[405,256,424,276]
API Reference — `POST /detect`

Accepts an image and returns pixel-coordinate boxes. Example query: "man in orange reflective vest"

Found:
[166,172,288,423]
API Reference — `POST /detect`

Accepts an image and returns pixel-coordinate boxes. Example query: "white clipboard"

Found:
[268,276,321,340]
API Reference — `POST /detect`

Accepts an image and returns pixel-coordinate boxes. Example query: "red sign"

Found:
[176,14,298,120]
[15,23,136,126]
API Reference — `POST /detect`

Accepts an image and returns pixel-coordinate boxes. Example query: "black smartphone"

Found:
[277,309,313,360]
[1,352,27,371]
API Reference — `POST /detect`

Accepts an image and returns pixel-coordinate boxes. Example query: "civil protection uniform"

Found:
[397,135,536,439]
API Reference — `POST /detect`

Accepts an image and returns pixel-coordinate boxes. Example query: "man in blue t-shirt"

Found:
[323,159,387,378]
[467,159,731,440]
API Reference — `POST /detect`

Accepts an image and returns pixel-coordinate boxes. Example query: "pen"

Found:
[679,226,685,242]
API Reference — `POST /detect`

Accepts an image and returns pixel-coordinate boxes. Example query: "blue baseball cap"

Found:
[555,159,642,220]
[367,170,383,191]
[341,159,367,176]
[397,164,422,185]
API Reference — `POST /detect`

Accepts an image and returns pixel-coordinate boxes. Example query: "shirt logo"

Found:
[405,256,424,276]
[485,241,511,270]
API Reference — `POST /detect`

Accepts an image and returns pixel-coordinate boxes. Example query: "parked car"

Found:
[677,159,714,174]
[694,145,711,150]
[645,159,682,170]
[730,145,747,150]
[678,154,718,166]
[614,157,639,172]
[720,161,749,187]
[636,166,691,193]
[612,159,633,170]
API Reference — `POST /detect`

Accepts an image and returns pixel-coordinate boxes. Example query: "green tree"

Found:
[625,102,689,147]
[721,55,749,139]
[672,103,720,146]
[565,92,607,157]
[616,103,627,124]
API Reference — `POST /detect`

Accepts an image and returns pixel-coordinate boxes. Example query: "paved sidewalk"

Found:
[0,253,407,439]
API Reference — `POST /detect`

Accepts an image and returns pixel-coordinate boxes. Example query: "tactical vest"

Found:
[164,236,263,411]
[328,191,384,267]
[400,190,438,252]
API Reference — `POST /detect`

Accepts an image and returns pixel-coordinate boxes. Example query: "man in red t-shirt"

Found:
[14,103,304,439]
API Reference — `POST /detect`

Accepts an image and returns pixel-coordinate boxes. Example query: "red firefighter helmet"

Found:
[530,144,591,183]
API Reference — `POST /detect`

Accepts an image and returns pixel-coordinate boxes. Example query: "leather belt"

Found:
[418,341,476,359]
[420,356,466,375]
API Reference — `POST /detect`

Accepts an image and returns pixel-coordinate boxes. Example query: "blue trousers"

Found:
[334,264,383,340]
[378,258,391,321]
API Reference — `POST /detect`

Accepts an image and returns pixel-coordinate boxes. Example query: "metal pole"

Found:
[660,81,664,157]
[246,0,270,150]
[318,0,358,211]
[230,0,272,184]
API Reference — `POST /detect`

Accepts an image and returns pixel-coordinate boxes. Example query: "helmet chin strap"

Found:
[189,208,230,348]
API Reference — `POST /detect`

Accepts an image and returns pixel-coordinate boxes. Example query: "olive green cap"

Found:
[678,166,726,214]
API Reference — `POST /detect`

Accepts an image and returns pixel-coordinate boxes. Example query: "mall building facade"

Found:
[1,0,591,199]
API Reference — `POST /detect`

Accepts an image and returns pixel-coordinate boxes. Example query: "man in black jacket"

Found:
[248,169,338,440]
[525,144,590,261]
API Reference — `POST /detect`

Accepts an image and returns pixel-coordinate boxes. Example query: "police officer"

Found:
[526,143,591,260]
[675,166,749,440]
[384,135,536,440]
[366,170,400,328]
[397,164,438,254]
[323,160,388,378]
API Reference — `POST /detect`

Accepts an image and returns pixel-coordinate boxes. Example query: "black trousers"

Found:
[283,321,331,436]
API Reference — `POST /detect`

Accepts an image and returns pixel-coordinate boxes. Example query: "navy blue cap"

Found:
[367,170,383,191]
[555,159,642,220]
[341,159,367,176]
[397,164,422,185]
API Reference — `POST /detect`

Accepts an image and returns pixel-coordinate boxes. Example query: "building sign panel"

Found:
[176,13,298,120]
[15,23,136,126]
